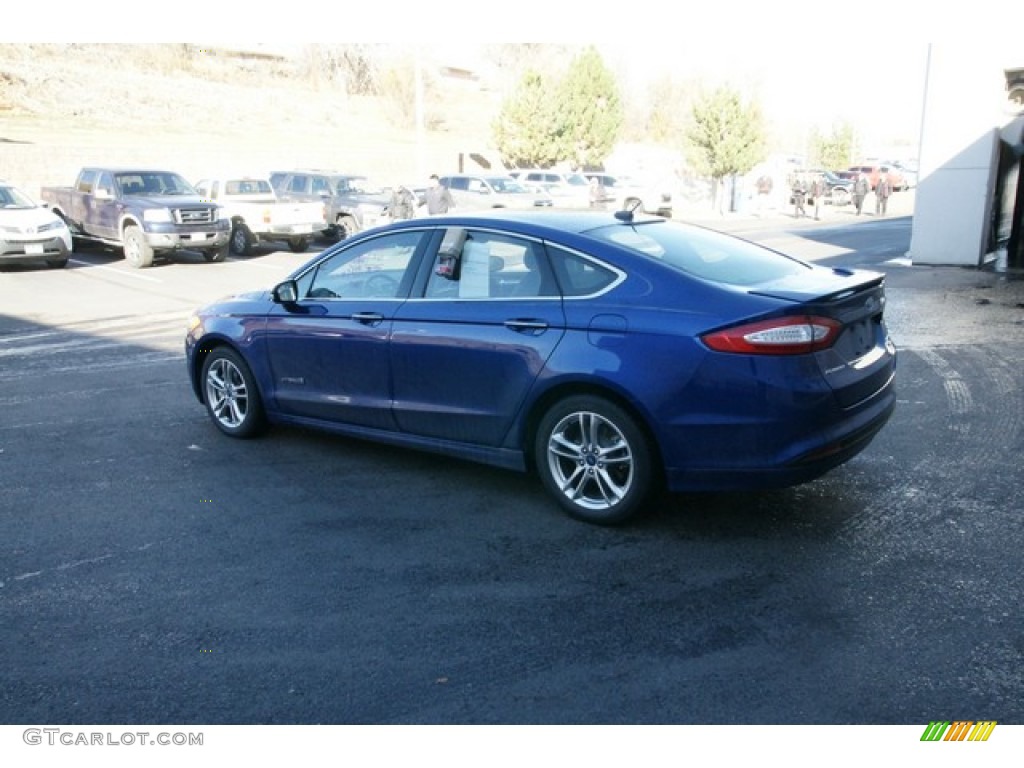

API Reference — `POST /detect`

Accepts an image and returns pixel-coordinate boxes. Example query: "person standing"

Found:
[424,174,454,215]
[810,173,825,220]
[754,173,773,215]
[852,173,870,216]
[875,171,892,216]
[589,176,607,209]
[791,174,807,218]
[389,184,417,221]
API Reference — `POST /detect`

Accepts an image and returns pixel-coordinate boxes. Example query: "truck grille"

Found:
[173,207,216,225]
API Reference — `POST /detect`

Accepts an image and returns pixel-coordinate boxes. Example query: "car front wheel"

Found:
[122,225,154,268]
[230,223,254,256]
[201,347,267,438]
[534,395,654,525]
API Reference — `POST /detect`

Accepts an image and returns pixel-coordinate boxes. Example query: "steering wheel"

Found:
[364,274,398,297]
[308,286,338,299]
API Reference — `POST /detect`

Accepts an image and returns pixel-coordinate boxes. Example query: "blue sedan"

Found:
[185,209,897,525]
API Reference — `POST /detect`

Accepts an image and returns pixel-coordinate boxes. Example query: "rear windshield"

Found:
[587,221,811,287]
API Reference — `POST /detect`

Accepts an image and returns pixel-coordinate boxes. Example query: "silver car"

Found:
[0,181,72,269]
[439,174,553,210]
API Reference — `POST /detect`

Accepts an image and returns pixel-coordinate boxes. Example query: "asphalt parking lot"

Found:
[1,211,1022,727]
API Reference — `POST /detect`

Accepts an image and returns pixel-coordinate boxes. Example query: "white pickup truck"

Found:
[194,176,327,255]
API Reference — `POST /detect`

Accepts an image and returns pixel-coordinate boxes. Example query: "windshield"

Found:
[335,176,385,195]
[487,177,529,193]
[117,172,197,196]
[225,179,273,195]
[588,221,811,287]
[0,184,39,208]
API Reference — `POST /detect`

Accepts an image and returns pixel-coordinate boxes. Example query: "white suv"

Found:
[585,173,673,218]
[509,169,592,209]
[439,174,553,210]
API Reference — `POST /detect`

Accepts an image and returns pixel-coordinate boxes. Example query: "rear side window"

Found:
[588,222,810,287]
[546,245,618,297]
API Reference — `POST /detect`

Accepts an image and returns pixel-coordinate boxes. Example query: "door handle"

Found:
[351,312,385,326]
[504,319,549,334]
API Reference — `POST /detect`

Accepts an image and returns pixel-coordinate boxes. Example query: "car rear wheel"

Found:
[335,215,358,241]
[201,347,267,438]
[534,395,654,525]
[287,236,309,252]
[46,257,68,268]
[122,225,154,268]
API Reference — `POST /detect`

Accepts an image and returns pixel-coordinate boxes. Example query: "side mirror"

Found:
[273,280,299,304]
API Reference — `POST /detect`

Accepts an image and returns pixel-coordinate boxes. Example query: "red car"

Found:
[846,165,907,192]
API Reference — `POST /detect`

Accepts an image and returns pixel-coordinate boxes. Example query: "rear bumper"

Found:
[662,376,897,493]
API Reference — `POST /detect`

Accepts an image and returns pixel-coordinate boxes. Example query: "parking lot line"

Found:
[68,258,163,282]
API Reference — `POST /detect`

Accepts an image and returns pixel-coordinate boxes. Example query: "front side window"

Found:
[288,176,310,194]
[96,172,115,196]
[303,230,425,300]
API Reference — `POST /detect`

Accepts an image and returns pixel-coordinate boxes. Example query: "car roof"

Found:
[274,170,367,178]
[384,207,665,237]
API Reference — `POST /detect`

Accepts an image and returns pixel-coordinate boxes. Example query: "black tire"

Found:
[533,395,654,525]
[203,243,229,262]
[200,347,267,438]
[230,222,254,256]
[287,236,309,252]
[335,215,358,241]
[122,225,154,268]
[46,256,68,268]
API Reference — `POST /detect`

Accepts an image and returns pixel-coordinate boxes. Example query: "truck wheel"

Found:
[287,236,309,253]
[123,225,154,268]
[335,215,358,241]
[230,223,254,256]
[203,243,229,263]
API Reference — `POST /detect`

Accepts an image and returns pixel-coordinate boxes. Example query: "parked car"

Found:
[847,164,908,192]
[40,167,230,268]
[269,170,390,240]
[584,172,673,217]
[186,209,897,525]
[509,169,592,209]
[194,175,326,255]
[438,174,553,210]
[0,180,72,268]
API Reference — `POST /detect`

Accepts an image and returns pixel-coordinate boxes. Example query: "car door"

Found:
[390,227,566,446]
[263,229,431,429]
[90,171,120,241]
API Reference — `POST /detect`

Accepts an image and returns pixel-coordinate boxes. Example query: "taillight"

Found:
[702,316,842,355]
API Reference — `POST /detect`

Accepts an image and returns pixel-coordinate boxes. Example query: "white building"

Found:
[908,45,1024,272]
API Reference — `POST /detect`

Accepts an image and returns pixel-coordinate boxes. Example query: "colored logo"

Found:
[920,721,996,742]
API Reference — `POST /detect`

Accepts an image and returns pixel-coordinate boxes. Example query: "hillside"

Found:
[0,44,500,195]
